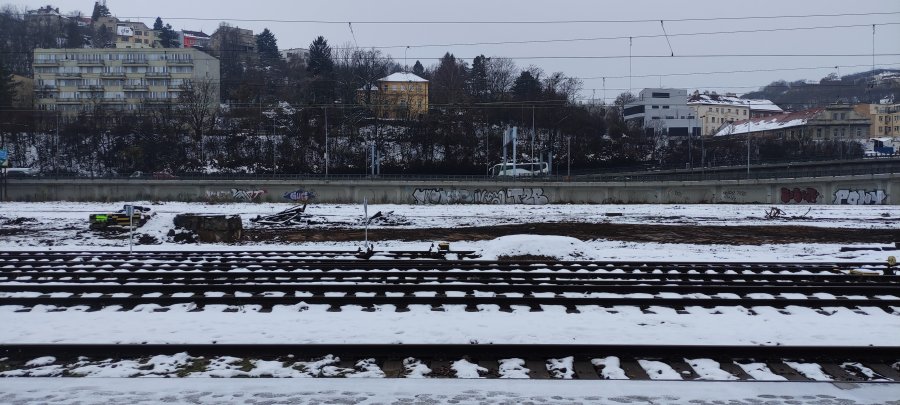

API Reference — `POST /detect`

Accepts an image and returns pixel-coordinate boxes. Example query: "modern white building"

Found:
[623,88,699,137]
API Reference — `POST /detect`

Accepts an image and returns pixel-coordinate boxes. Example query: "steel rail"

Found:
[0,282,895,296]
[3,294,898,310]
[3,343,897,361]
[3,271,895,286]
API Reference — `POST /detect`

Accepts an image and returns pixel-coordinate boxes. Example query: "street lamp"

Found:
[323,106,328,177]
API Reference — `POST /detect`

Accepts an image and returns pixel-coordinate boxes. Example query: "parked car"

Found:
[151,171,177,180]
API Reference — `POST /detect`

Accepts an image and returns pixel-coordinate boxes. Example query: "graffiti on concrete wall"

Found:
[721,190,747,202]
[283,188,316,203]
[833,189,887,205]
[780,187,820,204]
[206,188,267,201]
[412,188,549,205]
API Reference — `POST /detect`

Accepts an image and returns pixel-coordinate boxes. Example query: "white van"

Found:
[2,167,38,177]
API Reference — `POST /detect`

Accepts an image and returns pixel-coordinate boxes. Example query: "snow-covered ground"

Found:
[0,202,897,263]
[0,378,896,404]
[1,202,898,402]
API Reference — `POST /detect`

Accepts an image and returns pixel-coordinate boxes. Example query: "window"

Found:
[651,92,670,98]
[715,108,719,113]
[651,105,659,109]
[662,105,670,109]
[743,110,747,115]
[727,108,731,113]
[665,116,674,119]
[879,116,883,122]
[816,128,822,137]
[840,113,846,120]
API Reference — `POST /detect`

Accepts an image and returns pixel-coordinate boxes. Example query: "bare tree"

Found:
[178,78,220,166]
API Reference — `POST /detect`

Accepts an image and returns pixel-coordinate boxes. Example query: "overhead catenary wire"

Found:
[108,11,900,25]
[358,22,900,50]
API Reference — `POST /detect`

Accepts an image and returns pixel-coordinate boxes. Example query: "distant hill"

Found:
[742,69,899,111]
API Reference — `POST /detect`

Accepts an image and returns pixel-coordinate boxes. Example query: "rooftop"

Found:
[715,108,823,136]
[689,93,783,112]
[379,72,428,83]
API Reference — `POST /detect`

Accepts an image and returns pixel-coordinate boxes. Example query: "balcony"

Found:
[101,72,125,78]
[56,98,83,104]
[123,84,147,90]
[122,60,148,66]
[78,60,103,66]
[166,60,193,66]
[34,60,59,66]
[78,85,103,91]
[146,72,170,77]
[58,72,82,77]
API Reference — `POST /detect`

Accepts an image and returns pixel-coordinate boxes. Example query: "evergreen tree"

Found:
[511,70,542,101]
[431,53,468,105]
[0,62,13,108]
[154,18,179,48]
[255,28,279,65]
[91,1,110,21]
[65,21,85,48]
[307,36,333,76]
[468,55,489,102]
[412,60,424,76]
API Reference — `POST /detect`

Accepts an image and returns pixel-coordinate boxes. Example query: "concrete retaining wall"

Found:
[4,174,898,205]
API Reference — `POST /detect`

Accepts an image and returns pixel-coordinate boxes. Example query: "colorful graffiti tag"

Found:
[412,188,549,205]
[833,189,887,205]
[780,187,820,204]
[283,189,316,203]
[205,188,267,201]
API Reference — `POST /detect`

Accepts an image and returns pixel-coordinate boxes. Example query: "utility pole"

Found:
[531,106,535,169]
[567,136,571,177]
[324,107,329,177]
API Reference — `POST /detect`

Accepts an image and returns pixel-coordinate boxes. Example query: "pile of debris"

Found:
[252,204,311,226]
[363,211,411,226]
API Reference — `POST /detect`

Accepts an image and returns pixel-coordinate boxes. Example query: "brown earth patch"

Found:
[244,222,900,245]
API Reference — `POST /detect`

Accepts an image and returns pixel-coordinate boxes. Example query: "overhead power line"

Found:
[365,22,900,49]
[111,11,900,25]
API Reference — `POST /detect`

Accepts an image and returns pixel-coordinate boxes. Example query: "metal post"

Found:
[324,107,329,177]
[511,127,517,177]
[746,120,751,177]
[272,116,277,178]
[531,106,535,168]
[567,136,571,177]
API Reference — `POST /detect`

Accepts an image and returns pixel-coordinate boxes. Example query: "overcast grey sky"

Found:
[11,0,900,101]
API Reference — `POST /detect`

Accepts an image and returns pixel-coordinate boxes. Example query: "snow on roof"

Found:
[715,108,823,137]
[688,94,783,112]
[379,72,428,83]
[182,30,209,38]
[357,85,379,91]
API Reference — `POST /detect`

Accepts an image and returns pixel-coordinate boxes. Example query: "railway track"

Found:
[1,344,898,381]
[1,251,898,311]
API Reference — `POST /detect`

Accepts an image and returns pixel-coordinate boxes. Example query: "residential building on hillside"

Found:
[687,92,783,136]
[623,88,699,137]
[280,48,310,64]
[210,25,255,54]
[180,30,211,49]
[356,72,429,119]
[91,16,159,49]
[114,20,157,48]
[854,103,900,137]
[33,48,220,116]
[715,105,870,141]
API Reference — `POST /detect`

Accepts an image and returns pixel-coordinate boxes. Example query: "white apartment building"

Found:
[33,48,220,115]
